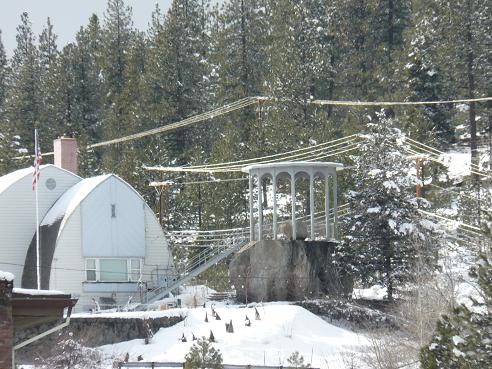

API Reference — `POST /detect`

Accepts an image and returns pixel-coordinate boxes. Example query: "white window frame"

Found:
[128,258,142,282]
[85,258,142,282]
[86,258,98,281]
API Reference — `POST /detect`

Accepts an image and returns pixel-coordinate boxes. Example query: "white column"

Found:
[309,173,315,240]
[272,174,278,240]
[258,175,263,241]
[333,171,338,240]
[249,174,254,241]
[325,175,331,240]
[291,172,296,240]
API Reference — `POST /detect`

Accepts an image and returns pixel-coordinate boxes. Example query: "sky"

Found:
[0,0,173,57]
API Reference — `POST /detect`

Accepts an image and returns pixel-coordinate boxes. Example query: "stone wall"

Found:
[229,240,352,303]
[15,313,183,362]
[0,278,13,369]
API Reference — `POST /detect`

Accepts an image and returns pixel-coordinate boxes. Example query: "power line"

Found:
[311,96,492,106]
[17,95,491,158]
[150,177,249,187]
[86,95,492,149]
[184,135,360,169]
[145,137,359,173]
[89,97,264,149]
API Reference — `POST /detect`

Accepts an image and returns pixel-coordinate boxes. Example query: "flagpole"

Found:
[35,129,41,290]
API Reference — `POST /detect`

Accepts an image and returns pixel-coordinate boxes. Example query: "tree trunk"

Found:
[198,183,202,229]
[384,237,393,301]
[466,0,477,163]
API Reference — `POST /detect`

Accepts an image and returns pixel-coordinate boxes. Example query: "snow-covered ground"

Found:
[99,304,368,368]
[352,285,387,300]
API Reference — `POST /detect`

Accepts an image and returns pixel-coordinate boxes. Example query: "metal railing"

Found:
[119,362,319,369]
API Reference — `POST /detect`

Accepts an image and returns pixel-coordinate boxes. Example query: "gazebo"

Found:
[241,161,343,242]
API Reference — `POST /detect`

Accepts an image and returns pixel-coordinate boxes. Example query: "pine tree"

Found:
[428,0,491,164]
[401,1,453,147]
[184,338,223,369]
[420,255,492,368]
[0,30,7,108]
[0,30,17,175]
[6,12,40,157]
[144,0,215,231]
[341,111,436,300]
[100,0,134,172]
[38,17,60,141]
[265,0,334,151]
[72,14,104,176]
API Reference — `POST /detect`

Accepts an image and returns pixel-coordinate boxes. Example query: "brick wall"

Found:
[0,279,13,369]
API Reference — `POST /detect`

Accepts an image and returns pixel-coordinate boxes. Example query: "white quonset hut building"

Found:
[0,139,174,311]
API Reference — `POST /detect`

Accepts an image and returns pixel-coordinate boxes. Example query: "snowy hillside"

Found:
[99,304,368,368]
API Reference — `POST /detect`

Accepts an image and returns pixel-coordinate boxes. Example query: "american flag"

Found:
[32,129,42,191]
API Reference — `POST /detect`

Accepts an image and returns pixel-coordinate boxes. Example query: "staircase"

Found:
[143,231,251,305]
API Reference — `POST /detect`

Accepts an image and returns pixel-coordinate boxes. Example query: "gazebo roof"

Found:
[241,161,343,174]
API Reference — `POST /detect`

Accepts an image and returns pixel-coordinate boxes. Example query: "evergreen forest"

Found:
[0,0,490,231]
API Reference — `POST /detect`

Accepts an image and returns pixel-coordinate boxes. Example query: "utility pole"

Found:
[416,157,423,199]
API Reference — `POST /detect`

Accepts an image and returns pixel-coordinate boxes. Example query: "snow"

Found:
[13,287,66,296]
[368,169,383,176]
[241,161,343,173]
[383,180,399,191]
[452,348,466,357]
[352,285,387,300]
[398,223,415,234]
[456,103,469,112]
[41,174,111,227]
[73,309,187,320]
[437,151,490,180]
[452,335,464,345]
[366,206,380,214]
[99,304,368,368]
[152,285,217,308]
[439,152,471,179]
[0,271,14,282]
[0,165,41,194]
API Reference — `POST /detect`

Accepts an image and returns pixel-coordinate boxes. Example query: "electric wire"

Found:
[145,139,359,174]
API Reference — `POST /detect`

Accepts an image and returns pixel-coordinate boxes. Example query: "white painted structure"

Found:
[0,165,80,284]
[0,165,174,311]
[242,161,343,241]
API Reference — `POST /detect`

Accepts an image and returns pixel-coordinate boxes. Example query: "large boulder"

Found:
[229,240,352,303]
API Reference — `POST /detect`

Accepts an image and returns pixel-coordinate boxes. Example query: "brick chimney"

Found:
[0,276,13,369]
[54,137,78,174]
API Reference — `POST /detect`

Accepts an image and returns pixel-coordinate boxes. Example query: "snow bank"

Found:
[99,304,367,368]
[0,271,14,282]
[13,288,66,296]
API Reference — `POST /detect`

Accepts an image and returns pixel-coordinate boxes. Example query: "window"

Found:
[85,258,142,282]
[129,259,141,281]
[100,259,127,282]
[86,259,96,281]
[111,204,116,218]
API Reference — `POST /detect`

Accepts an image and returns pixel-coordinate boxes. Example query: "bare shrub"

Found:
[34,332,104,369]
[362,330,416,369]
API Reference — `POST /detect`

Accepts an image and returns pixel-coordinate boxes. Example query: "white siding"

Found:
[49,208,84,301]
[0,165,80,283]
[51,180,174,312]
[143,206,174,288]
[81,176,145,257]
